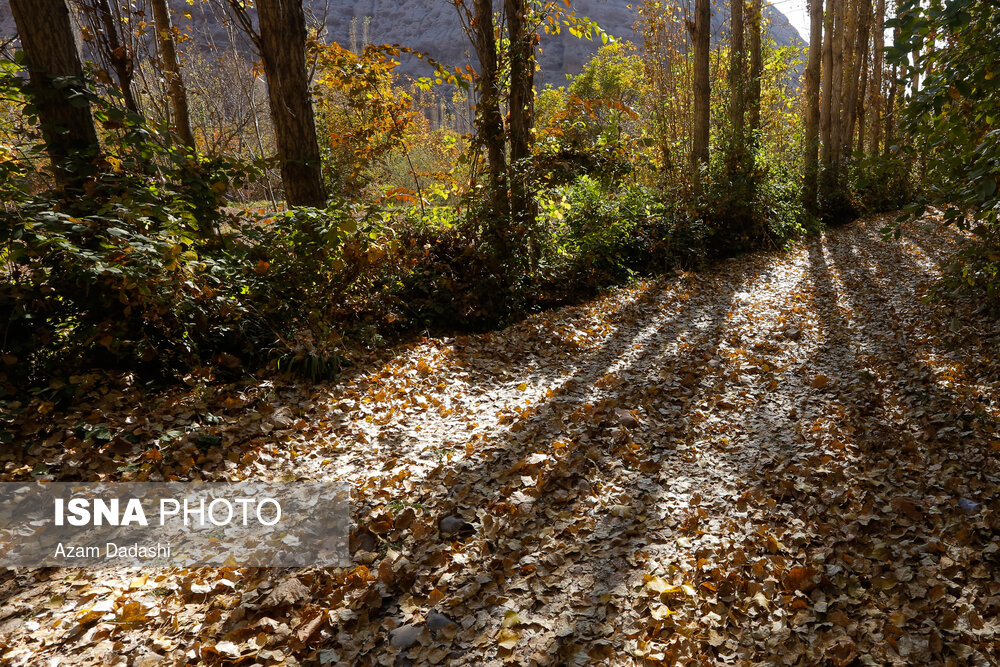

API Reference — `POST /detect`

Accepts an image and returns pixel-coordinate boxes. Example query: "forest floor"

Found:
[2,212,999,666]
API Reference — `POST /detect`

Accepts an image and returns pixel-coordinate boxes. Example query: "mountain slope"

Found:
[0,0,803,86]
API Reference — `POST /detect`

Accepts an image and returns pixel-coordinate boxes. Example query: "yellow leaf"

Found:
[116,601,148,625]
[497,627,520,649]
[644,575,669,594]
[650,605,675,620]
[501,609,524,628]
[129,575,148,589]
[517,382,528,391]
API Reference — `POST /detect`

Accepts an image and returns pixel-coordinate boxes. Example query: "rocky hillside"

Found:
[1,0,802,86]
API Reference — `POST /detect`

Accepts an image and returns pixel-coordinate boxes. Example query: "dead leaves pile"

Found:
[2,212,999,665]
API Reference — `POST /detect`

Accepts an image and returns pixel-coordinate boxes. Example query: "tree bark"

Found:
[842,0,870,159]
[747,0,763,139]
[10,0,100,191]
[690,0,711,170]
[150,0,195,150]
[854,39,869,156]
[819,0,835,167]
[868,0,884,155]
[829,0,846,168]
[728,0,746,151]
[257,0,327,208]
[90,0,139,114]
[505,0,536,230]
[803,0,823,211]
[471,0,507,214]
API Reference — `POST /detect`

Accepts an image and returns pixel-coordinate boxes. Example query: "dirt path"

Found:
[2,213,999,665]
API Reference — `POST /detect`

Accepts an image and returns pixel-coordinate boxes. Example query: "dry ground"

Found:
[1,212,998,665]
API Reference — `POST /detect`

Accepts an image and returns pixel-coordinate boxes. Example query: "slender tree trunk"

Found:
[842,0,870,158]
[884,62,898,157]
[10,0,101,191]
[829,0,846,168]
[728,0,746,152]
[257,0,326,208]
[92,0,139,113]
[150,0,196,150]
[505,0,536,233]
[803,0,824,211]
[854,43,869,156]
[690,0,711,170]
[747,0,763,140]
[819,0,835,167]
[868,0,884,155]
[471,0,507,215]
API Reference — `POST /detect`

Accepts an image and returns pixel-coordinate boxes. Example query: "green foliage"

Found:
[535,176,710,292]
[887,0,1000,303]
[848,152,913,214]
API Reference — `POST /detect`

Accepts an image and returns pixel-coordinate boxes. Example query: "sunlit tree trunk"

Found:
[728,0,746,155]
[829,0,845,167]
[854,41,870,156]
[690,0,711,171]
[257,0,326,208]
[819,0,835,167]
[150,0,195,150]
[842,0,871,158]
[868,0,885,155]
[471,0,507,217]
[803,0,824,211]
[506,0,536,234]
[10,0,101,191]
[747,0,763,140]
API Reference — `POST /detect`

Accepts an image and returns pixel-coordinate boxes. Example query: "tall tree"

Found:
[10,0,101,190]
[868,0,885,155]
[747,0,763,138]
[469,0,507,215]
[829,0,846,168]
[728,0,746,149]
[690,0,711,170]
[251,0,327,207]
[819,0,836,167]
[803,0,824,211]
[505,0,536,229]
[842,0,871,158]
[883,26,900,157]
[150,0,195,150]
[80,0,139,113]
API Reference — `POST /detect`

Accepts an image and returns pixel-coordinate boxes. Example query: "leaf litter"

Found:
[1,213,999,665]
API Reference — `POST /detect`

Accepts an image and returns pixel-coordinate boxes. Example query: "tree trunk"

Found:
[747,0,763,139]
[868,0,884,155]
[829,0,845,168]
[150,0,195,150]
[854,41,869,156]
[471,0,507,215]
[841,0,870,159]
[690,0,711,170]
[803,0,823,211]
[505,0,536,232]
[728,0,745,152]
[10,0,100,191]
[257,0,326,208]
[91,0,139,113]
[884,62,898,157]
[819,0,835,167]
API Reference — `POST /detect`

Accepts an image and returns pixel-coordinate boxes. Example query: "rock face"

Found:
[0,0,802,86]
[309,0,802,85]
